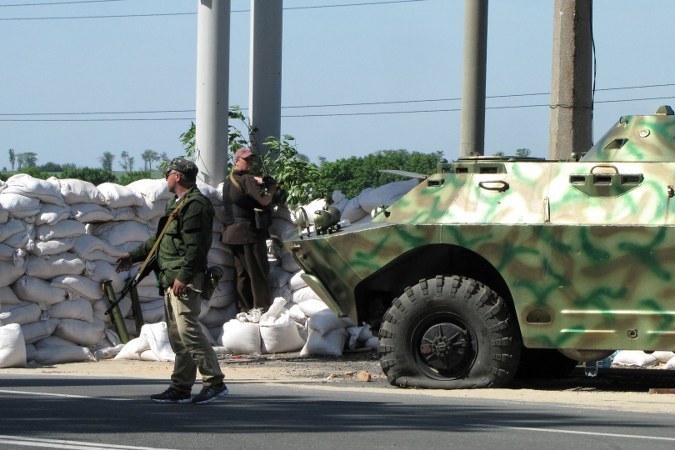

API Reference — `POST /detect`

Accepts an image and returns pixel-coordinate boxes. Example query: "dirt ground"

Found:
[3,349,674,414]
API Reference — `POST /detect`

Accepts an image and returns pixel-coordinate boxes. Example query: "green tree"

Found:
[18,166,49,179]
[141,149,160,171]
[116,171,152,186]
[99,152,115,171]
[16,152,37,169]
[38,162,63,172]
[119,151,135,172]
[516,148,531,157]
[8,148,15,171]
[60,167,116,185]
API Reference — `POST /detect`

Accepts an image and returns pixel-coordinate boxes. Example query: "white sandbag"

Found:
[0,258,26,288]
[73,235,126,260]
[31,345,95,364]
[261,319,306,354]
[288,304,307,323]
[34,335,74,349]
[0,218,26,242]
[307,309,351,336]
[207,281,236,309]
[651,351,675,364]
[70,203,114,223]
[208,247,234,267]
[197,181,222,205]
[347,324,375,350]
[271,285,292,303]
[125,178,170,202]
[21,318,60,344]
[48,298,94,322]
[92,221,151,247]
[36,220,86,240]
[26,253,86,279]
[4,227,31,249]
[269,217,297,241]
[84,261,129,292]
[300,327,347,357]
[0,193,41,219]
[4,174,64,205]
[2,302,41,325]
[296,298,329,317]
[26,237,75,256]
[357,178,419,212]
[299,198,327,224]
[288,271,308,290]
[54,318,106,346]
[0,286,21,305]
[218,319,261,355]
[134,197,167,221]
[611,350,659,367]
[55,177,107,205]
[12,276,68,308]
[200,305,233,329]
[0,243,17,261]
[114,322,175,362]
[34,204,71,226]
[110,206,137,222]
[337,196,367,223]
[0,208,8,224]
[292,286,323,304]
[97,182,144,208]
[140,299,165,323]
[51,275,105,301]
[364,336,379,349]
[0,323,27,368]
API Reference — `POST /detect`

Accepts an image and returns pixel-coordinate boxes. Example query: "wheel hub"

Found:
[418,322,472,373]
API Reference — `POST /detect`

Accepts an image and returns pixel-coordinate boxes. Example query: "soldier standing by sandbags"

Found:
[116,158,227,404]
[221,147,278,313]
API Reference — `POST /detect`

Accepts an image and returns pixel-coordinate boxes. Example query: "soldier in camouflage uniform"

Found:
[117,158,227,404]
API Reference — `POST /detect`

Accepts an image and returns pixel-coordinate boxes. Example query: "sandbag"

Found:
[70,203,114,223]
[36,220,86,241]
[114,322,175,361]
[55,178,107,205]
[21,318,60,344]
[2,302,41,325]
[26,253,86,279]
[125,178,170,202]
[12,276,68,309]
[0,323,27,368]
[54,318,106,346]
[300,328,347,357]
[0,193,41,219]
[4,174,64,205]
[51,275,105,301]
[612,350,659,367]
[26,237,75,256]
[0,258,26,288]
[30,345,95,365]
[97,182,143,208]
[0,286,21,305]
[218,320,261,355]
[34,204,71,226]
[48,298,94,322]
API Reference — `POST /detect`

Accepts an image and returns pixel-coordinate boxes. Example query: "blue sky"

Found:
[2,0,674,171]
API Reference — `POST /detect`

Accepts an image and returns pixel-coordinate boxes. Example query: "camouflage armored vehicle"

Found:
[285,106,675,389]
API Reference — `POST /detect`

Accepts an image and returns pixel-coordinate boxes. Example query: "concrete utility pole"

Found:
[459,0,489,157]
[249,0,283,157]
[549,0,594,160]
[195,0,230,187]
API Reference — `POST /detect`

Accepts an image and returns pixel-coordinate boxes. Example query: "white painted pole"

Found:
[249,0,283,157]
[195,0,230,187]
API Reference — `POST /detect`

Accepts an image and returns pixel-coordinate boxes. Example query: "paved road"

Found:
[1,372,674,450]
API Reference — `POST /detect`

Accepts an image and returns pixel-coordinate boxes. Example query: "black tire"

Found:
[515,348,578,379]
[378,275,522,389]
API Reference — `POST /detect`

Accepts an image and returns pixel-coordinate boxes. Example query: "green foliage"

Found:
[262,136,322,208]
[18,166,50,179]
[60,167,117,185]
[38,162,64,172]
[317,150,442,199]
[117,171,152,186]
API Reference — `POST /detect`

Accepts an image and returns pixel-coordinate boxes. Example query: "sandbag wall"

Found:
[0,173,419,366]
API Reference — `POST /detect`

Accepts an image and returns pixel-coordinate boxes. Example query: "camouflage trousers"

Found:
[164,287,224,393]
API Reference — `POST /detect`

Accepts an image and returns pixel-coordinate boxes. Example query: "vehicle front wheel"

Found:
[378,275,521,389]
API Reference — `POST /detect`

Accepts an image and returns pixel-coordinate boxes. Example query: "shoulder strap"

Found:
[134,194,190,281]
[229,171,242,191]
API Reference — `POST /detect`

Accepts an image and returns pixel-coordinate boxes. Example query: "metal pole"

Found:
[195,0,231,186]
[549,0,593,160]
[249,0,283,158]
[459,0,489,157]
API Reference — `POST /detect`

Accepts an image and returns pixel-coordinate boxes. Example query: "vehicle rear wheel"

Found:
[378,275,521,389]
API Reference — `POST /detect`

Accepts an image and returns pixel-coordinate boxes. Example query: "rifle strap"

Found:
[135,193,190,280]
[229,170,242,191]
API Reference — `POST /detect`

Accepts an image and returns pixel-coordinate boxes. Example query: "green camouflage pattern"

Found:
[285,107,675,354]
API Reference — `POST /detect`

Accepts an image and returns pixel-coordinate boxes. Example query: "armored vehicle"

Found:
[285,106,675,389]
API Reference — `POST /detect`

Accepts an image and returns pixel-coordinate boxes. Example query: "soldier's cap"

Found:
[234,147,255,161]
[167,157,198,180]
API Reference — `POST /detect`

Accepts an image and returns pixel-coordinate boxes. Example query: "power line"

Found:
[0,0,125,7]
